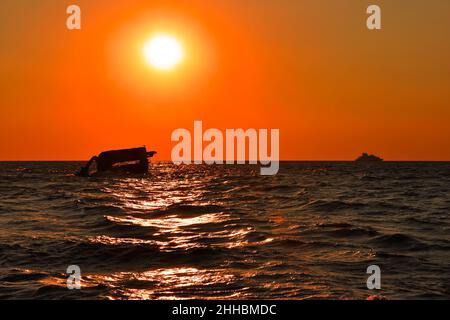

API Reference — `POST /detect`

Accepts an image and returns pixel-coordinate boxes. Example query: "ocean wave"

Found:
[369,233,429,251]
[300,199,367,212]
[149,203,227,217]
[312,223,379,238]
[82,205,127,214]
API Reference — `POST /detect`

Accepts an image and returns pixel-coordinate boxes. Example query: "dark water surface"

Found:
[0,161,449,299]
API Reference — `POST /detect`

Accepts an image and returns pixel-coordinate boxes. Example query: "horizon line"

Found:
[1,159,450,162]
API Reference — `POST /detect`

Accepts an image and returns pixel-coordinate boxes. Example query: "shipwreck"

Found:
[76,146,157,177]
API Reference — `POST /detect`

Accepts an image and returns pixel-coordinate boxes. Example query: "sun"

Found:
[143,34,184,70]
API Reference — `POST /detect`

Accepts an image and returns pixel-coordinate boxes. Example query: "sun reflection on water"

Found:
[106,213,227,229]
[103,178,207,213]
[85,267,237,300]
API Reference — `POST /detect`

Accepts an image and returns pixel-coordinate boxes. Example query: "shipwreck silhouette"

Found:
[76,147,157,176]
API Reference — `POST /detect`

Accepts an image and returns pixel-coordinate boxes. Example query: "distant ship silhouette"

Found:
[355,153,383,162]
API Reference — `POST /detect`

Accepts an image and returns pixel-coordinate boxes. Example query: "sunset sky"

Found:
[1,0,449,161]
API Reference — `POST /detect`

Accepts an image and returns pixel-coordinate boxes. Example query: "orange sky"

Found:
[1,0,449,161]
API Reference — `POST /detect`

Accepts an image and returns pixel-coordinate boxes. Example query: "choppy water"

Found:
[0,161,449,300]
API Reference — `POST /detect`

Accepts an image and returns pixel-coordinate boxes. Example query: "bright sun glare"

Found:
[143,35,183,70]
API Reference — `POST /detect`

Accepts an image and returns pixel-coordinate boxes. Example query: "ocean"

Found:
[0,161,449,299]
